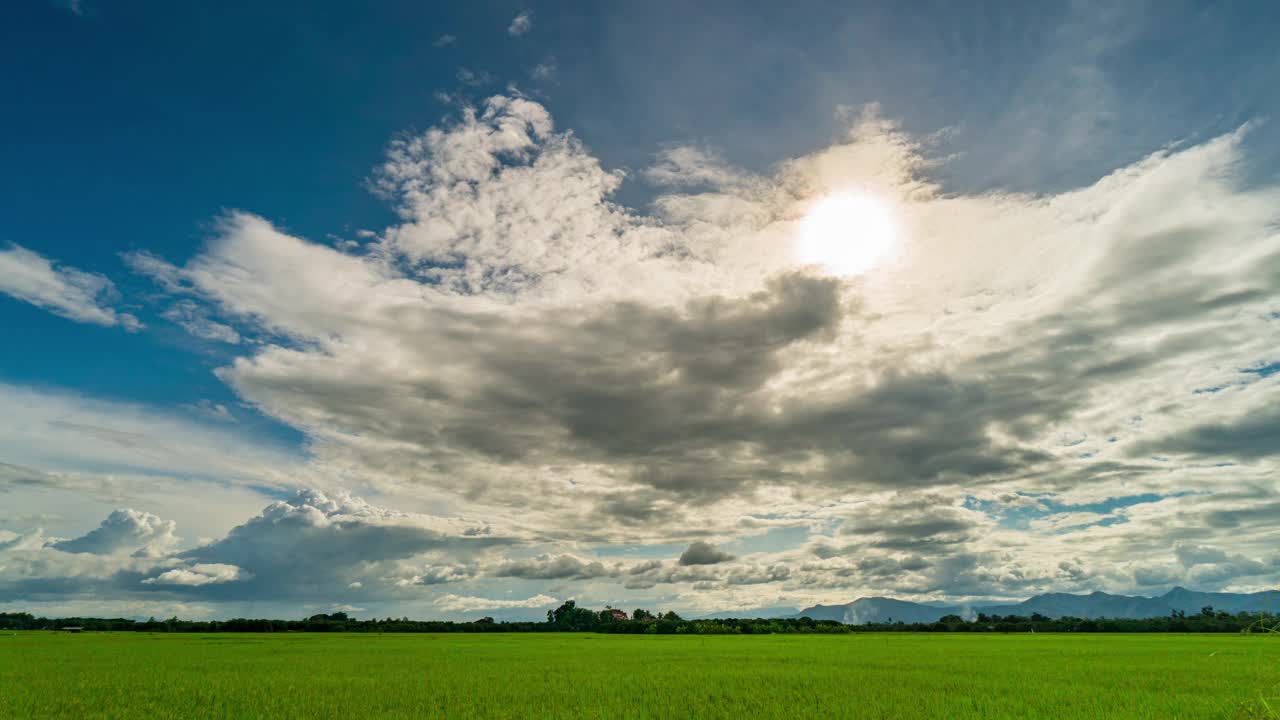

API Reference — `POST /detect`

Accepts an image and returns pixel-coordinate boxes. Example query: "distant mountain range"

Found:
[706,588,1280,624]
[799,588,1280,624]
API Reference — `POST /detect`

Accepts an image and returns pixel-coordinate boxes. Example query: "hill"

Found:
[794,587,1280,624]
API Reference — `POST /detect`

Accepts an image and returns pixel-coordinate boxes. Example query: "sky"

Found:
[1,0,1279,621]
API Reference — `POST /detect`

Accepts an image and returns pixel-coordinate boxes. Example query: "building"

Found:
[607,608,628,621]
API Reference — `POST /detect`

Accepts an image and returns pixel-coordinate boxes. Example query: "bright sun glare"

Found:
[795,192,897,276]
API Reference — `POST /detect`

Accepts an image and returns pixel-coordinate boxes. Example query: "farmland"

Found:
[1,632,1277,719]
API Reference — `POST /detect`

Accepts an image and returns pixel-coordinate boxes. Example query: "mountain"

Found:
[796,587,1280,624]
[694,606,799,620]
[817,597,962,624]
[979,591,1173,620]
[1159,587,1280,614]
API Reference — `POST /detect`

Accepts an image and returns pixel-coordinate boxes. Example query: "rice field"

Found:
[1,632,1277,719]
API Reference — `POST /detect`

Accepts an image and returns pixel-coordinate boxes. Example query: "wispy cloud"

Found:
[529,59,557,82]
[50,0,87,18]
[0,244,140,330]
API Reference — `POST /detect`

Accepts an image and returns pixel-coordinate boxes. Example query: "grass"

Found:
[1,632,1278,719]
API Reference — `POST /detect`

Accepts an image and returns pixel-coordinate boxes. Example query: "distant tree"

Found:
[550,600,576,625]
[662,610,682,622]
[1200,606,1215,618]
[633,609,654,621]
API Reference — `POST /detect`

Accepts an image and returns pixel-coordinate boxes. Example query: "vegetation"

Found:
[2,602,1275,635]
[1,631,1277,718]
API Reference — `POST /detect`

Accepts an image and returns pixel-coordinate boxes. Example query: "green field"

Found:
[1,632,1277,719]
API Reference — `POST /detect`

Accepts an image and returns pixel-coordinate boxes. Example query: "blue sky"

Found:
[1,0,1279,620]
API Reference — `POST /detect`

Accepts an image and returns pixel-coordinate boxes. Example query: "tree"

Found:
[633,609,654,621]
[550,600,577,625]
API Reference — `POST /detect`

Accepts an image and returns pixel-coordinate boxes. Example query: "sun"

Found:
[795,192,897,276]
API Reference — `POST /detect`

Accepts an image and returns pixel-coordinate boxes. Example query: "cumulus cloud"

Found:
[494,554,610,580]
[177,489,509,599]
[143,563,249,586]
[0,491,520,613]
[52,509,177,556]
[395,564,472,587]
[27,94,1280,612]
[0,244,140,329]
[679,542,734,566]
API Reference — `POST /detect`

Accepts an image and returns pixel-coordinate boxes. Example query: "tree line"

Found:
[1,602,1274,635]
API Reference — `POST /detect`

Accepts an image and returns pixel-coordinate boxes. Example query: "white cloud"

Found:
[455,67,492,87]
[435,593,557,613]
[143,563,249,586]
[19,95,1280,611]
[161,300,241,343]
[0,382,300,488]
[529,60,557,82]
[184,399,236,423]
[52,508,177,556]
[0,244,140,329]
[507,10,532,36]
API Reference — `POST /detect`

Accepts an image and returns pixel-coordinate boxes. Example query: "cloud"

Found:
[1130,407,1280,461]
[645,147,744,189]
[679,541,734,566]
[17,94,1280,612]
[0,382,300,489]
[0,490,516,612]
[529,60,557,82]
[456,67,493,87]
[177,489,510,600]
[507,10,532,36]
[52,508,178,556]
[725,564,791,585]
[184,399,237,423]
[433,34,456,48]
[161,301,241,343]
[49,0,87,17]
[0,244,140,329]
[493,554,609,580]
[142,563,249,586]
[395,564,472,587]
[435,593,557,613]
